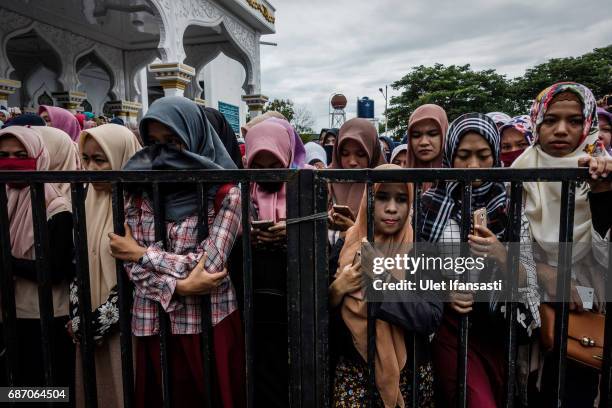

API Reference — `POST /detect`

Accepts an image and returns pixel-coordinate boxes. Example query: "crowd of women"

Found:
[0,80,612,408]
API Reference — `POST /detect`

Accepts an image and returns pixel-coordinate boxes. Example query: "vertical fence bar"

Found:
[111,182,134,408]
[299,170,316,407]
[456,181,472,408]
[601,223,612,407]
[551,181,576,408]
[151,183,172,408]
[70,182,99,408]
[314,175,330,408]
[410,182,422,408]
[240,180,254,408]
[366,180,376,407]
[0,185,18,390]
[503,182,523,408]
[286,172,302,407]
[30,182,56,387]
[196,183,214,408]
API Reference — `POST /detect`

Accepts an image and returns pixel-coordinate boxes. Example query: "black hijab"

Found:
[123,96,236,222]
[2,114,46,128]
[201,107,243,169]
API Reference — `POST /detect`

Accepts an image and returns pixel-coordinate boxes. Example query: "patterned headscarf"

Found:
[486,112,512,126]
[420,113,507,242]
[499,115,534,145]
[530,82,598,146]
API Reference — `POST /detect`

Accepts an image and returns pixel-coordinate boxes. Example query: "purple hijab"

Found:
[265,117,307,168]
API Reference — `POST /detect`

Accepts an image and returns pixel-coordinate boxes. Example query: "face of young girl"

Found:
[374,183,409,237]
[538,95,584,157]
[339,139,369,169]
[81,136,112,191]
[391,151,407,167]
[452,132,494,187]
[409,119,442,165]
[598,116,612,150]
[501,128,529,153]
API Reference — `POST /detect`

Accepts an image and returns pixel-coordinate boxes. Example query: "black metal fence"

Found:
[0,168,610,408]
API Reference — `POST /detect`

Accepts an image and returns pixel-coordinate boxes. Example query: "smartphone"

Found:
[333,204,354,220]
[252,219,274,231]
[472,207,487,236]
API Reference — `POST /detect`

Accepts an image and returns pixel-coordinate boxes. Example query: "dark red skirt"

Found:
[135,310,245,408]
[432,312,505,408]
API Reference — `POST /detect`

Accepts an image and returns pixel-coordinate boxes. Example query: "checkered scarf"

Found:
[420,113,508,242]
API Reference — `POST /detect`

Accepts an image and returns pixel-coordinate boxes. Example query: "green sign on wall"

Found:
[218,101,240,134]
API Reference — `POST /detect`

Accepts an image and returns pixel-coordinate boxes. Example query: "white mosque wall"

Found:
[202,52,248,132]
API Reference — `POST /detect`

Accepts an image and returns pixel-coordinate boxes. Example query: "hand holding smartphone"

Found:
[472,207,487,237]
[332,204,355,221]
[252,219,274,231]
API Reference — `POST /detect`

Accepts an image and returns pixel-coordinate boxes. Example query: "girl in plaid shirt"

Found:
[109,96,244,408]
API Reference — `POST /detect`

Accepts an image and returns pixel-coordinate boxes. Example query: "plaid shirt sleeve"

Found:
[142,186,241,273]
[132,186,242,310]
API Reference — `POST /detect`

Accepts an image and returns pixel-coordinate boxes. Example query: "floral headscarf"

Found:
[499,115,534,145]
[530,82,598,146]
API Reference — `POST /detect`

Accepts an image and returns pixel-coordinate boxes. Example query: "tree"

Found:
[511,45,612,113]
[387,63,516,137]
[263,98,294,122]
[292,104,315,134]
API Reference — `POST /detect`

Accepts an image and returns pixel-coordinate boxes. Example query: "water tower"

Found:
[329,93,347,128]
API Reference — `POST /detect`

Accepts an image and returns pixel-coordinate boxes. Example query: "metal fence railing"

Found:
[0,168,610,408]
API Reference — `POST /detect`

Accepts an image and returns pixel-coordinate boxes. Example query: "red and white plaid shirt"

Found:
[124,186,241,336]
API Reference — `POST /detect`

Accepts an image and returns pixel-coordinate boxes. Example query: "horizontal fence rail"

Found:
[0,168,609,408]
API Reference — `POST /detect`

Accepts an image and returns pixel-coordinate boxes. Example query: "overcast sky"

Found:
[259,0,612,132]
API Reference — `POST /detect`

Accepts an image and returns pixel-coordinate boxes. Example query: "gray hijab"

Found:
[124,96,237,221]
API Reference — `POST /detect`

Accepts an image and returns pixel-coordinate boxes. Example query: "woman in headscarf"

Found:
[305,141,327,169]
[38,105,81,141]
[202,107,243,169]
[107,96,244,408]
[321,128,339,146]
[0,126,75,390]
[486,111,512,129]
[69,123,141,408]
[405,104,448,192]
[244,118,309,407]
[379,136,394,162]
[512,82,609,406]
[420,113,539,408]
[597,107,612,155]
[2,113,46,128]
[329,164,441,407]
[328,118,386,233]
[390,144,408,167]
[499,115,533,167]
[35,126,81,197]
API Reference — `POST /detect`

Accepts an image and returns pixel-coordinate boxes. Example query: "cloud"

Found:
[260,0,612,132]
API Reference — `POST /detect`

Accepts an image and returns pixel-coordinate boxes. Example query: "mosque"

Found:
[0,0,275,130]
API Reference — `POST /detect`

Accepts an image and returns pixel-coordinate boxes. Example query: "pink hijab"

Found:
[0,126,71,259]
[34,126,82,198]
[245,120,308,223]
[405,104,448,191]
[38,105,81,141]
